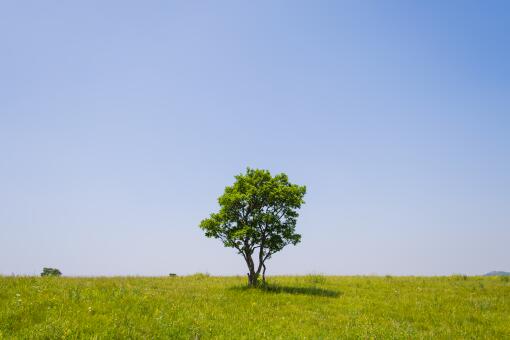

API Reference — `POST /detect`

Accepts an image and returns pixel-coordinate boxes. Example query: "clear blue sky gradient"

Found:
[1,1,509,276]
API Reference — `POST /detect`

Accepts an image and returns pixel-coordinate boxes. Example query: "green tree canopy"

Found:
[41,267,62,277]
[200,168,306,286]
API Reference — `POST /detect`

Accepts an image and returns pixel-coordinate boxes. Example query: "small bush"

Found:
[500,276,509,283]
[41,267,62,277]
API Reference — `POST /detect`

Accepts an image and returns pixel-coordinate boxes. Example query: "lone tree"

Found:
[200,168,306,286]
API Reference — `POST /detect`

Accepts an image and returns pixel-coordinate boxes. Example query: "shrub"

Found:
[41,267,62,277]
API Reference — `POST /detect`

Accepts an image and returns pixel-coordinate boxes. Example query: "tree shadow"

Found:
[232,284,341,298]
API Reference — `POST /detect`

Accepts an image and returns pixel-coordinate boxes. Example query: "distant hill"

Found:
[484,271,510,276]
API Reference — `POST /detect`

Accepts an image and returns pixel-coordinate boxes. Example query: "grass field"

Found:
[1,275,509,339]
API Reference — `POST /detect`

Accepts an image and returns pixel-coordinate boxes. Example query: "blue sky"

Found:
[1,1,508,276]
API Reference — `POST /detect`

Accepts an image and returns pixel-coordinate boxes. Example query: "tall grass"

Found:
[0,275,509,338]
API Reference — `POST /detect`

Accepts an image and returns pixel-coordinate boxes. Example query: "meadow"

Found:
[1,275,509,339]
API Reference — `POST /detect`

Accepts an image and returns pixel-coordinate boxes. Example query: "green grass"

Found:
[1,275,509,338]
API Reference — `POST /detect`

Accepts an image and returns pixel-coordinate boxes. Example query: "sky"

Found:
[1,1,509,276]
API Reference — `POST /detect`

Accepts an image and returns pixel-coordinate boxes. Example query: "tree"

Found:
[41,267,62,277]
[200,168,306,286]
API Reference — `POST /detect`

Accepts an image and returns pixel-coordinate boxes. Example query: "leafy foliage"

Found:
[200,168,306,285]
[41,268,62,277]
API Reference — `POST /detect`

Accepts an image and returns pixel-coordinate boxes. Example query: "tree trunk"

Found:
[247,268,259,286]
[245,253,258,286]
[247,271,258,286]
